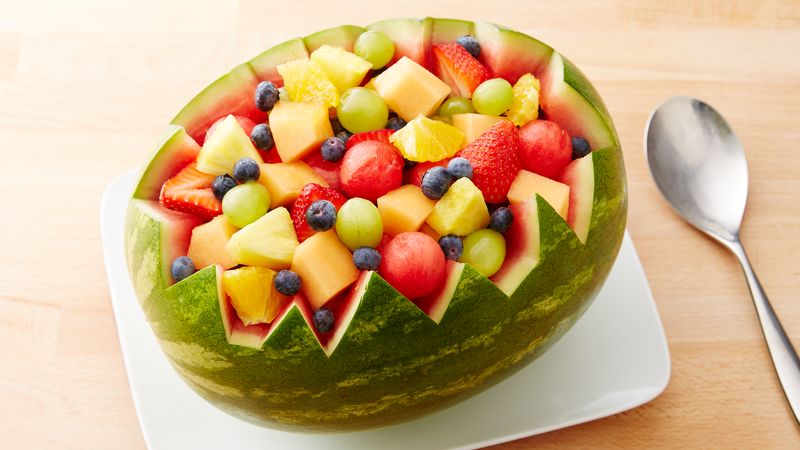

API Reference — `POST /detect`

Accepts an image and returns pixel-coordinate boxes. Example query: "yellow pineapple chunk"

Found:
[259,162,328,209]
[506,73,540,127]
[372,57,451,121]
[187,216,238,270]
[276,59,339,108]
[507,170,570,219]
[222,267,290,325]
[226,207,299,269]
[310,45,372,93]
[196,115,263,175]
[269,101,333,162]
[426,178,490,236]
[377,185,436,236]
[290,230,359,309]
[451,113,509,144]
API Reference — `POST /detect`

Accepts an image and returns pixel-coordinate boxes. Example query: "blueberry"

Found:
[232,158,261,183]
[353,247,382,271]
[489,207,514,233]
[446,157,473,180]
[254,81,279,111]
[171,256,195,282]
[335,130,352,145]
[571,136,591,160]
[421,166,453,200]
[438,235,463,261]
[211,174,237,200]
[274,270,301,296]
[386,116,407,131]
[456,35,481,59]
[313,308,335,333]
[306,200,337,231]
[250,123,274,150]
[321,136,346,162]
[330,117,345,135]
[403,159,418,170]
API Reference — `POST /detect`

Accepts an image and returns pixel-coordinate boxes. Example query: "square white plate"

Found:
[101,171,670,450]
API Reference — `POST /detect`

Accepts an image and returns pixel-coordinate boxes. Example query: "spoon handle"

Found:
[727,239,800,423]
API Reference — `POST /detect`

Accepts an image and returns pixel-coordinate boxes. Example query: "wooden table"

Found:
[1,1,798,448]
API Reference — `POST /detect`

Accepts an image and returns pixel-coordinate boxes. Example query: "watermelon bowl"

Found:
[125,17,627,432]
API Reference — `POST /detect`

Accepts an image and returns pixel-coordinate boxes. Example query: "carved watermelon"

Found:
[125,17,627,432]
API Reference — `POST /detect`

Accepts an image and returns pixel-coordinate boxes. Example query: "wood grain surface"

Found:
[0,1,798,448]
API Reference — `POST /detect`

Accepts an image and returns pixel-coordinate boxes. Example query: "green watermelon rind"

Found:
[125,17,627,432]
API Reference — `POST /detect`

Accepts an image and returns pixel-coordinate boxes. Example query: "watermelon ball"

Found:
[250,123,274,150]
[340,141,403,201]
[321,136,346,162]
[421,166,453,200]
[571,136,591,160]
[438,235,463,261]
[171,256,195,282]
[379,232,446,299]
[313,308,335,333]
[232,158,261,183]
[456,35,481,58]
[353,246,382,271]
[274,270,301,296]
[254,81,279,112]
[488,207,514,233]
[518,120,573,179]
[305,200,337,232]
[211,174,237,200]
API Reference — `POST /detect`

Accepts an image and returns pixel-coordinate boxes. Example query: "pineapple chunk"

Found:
[426,178,490,236]
[377,185,436,236]
[222,267,290,325]
[269,101,333,162]
[290,230,359,309]
[187,216,238,269]
[310,45,372,93]
[451,114,509,144]
[277,59,339,108]
[259,162,328,209]
[226,207,299,269]
[196,115,263,175]
[389,115,464,162]
[506,73,540,127]
[507,170,570,219]
[372,56,451,121]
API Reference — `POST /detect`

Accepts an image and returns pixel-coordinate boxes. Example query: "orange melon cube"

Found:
[290,230,359,309]
[269,101,333,162]
[507,170,570,219]
[451,113,509,144]
[259,161,329,209]
[419,223,441,241]
[377,185,436,236]
[187,215,238,269]
[372,57,451,121]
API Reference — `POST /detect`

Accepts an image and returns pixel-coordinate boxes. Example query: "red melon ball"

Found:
[518,120,573,180]
[378,232,446,299]
[340,141,403,201]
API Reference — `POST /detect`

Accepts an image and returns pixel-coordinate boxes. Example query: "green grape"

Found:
[437,96,476,118]
[335,198,383,251]
[354,31,395,69]
[471,78,514,116]
[337,87,389,133]
[222,182,270,228]
[459,229,506,277]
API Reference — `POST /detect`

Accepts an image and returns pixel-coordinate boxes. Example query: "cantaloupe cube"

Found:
[377,185,436,236]
[269,101,333,162]
[451,114,509,144]
[187,216,238,269]
[372,57,451,121]
[291,231,359,309]
[426,178,490,236]
[259,161,329,208]
[419,223,441,241]
[507,169,570,219]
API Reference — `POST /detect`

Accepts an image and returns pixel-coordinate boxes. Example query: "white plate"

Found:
[101,171,670,450]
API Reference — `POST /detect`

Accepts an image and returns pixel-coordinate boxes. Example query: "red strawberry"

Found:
[405,159,451,186]
[345,129,395,150]
[458,121,521,204]
[290,183,348,242]
[304,151,342,190]
[432,43,491,97]
[159,163,222,219]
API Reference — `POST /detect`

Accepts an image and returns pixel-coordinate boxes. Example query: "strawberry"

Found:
[432,43,491,98]
[458,121,521,204]
[290,183,348,242]
[345,129,395,150]
[159,163,222,219]
[405,159,451,187]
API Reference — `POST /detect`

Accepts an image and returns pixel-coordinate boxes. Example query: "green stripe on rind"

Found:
[473,22,554,82]
[586,146,628,281]
[126,201,165,309]
[562,55,618,140]
[247,38,309,83]
[304,25,366,52]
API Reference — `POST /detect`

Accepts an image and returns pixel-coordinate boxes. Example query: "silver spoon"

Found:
[645,96,800,424]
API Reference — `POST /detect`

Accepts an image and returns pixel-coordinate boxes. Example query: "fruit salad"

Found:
[126,18,626,432]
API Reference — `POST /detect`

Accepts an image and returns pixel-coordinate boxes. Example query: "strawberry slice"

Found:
[290,183,348,242]
[458,121,521,204]
[345,129,395,150]
[432,43,491,98]
[159,163,222,219]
